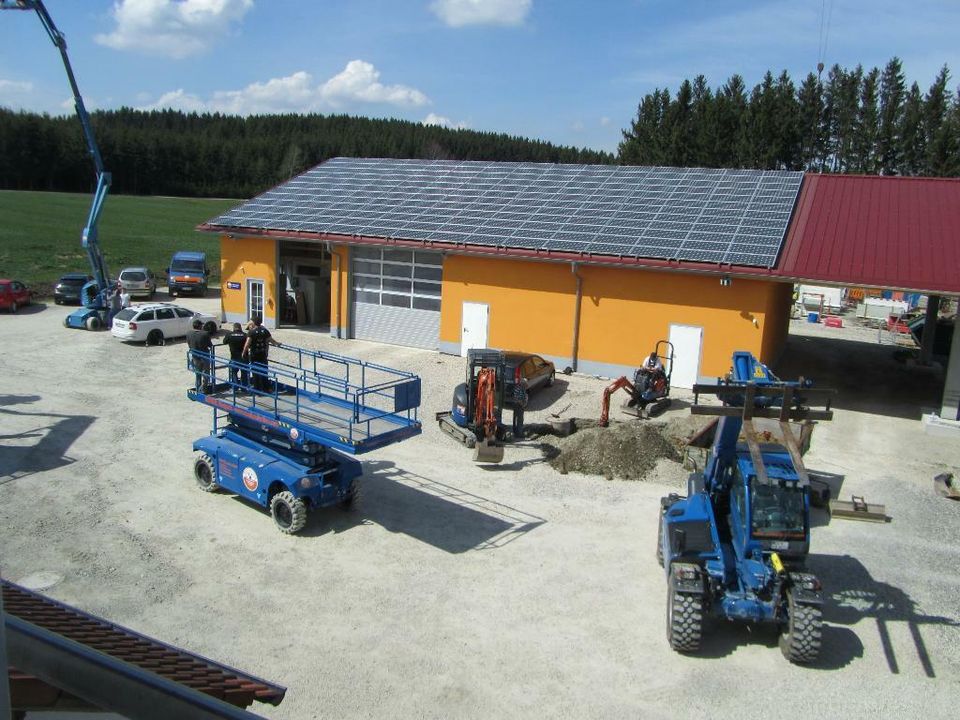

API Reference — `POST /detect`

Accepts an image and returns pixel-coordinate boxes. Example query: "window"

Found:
[136,310,155,321]
[156,308,175,321]
[248,280,264,319]
[174,308,193,318]
[352,248,442,312]
[115,309,137,321]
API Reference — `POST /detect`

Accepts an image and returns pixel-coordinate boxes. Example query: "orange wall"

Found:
[441,255,785,377]
[760,282,794,363]
[329,244,350,337]
[220,235,277,324]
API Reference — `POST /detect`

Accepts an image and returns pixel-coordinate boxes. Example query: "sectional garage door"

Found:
[351,247,443,349]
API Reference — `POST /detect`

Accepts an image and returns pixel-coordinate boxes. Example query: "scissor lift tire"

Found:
[193,453,219,493]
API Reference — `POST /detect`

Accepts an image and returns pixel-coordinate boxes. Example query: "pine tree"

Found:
[877,57,906,174]
[797,72,825,170]
[854,67,881,173]
[924,65,953,175]
[899,82,926,175]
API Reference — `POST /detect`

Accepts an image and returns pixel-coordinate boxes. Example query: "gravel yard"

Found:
[2,297,959,719]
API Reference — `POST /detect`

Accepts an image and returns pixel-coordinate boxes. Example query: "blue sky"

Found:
[1,0,959,154]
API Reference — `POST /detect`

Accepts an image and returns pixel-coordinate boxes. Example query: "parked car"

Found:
[111,303,218,345]
[0,279,32,313]
[118,267,157,299]
[54,273,93,305]
[503,351,556,402]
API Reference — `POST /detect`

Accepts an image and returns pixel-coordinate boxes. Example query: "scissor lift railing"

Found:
[187,343,422,455]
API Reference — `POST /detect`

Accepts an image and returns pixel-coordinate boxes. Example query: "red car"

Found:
[0,279,32,313]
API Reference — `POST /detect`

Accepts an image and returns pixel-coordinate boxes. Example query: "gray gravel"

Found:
[2,298,959,719]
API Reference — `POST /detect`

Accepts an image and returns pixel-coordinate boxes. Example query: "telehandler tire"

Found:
[193,453,219,493]
[779,588,822,664]
[270,491,307,534]
[666,571,704,653]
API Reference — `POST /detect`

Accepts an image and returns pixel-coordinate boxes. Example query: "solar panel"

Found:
[207,158,803,268]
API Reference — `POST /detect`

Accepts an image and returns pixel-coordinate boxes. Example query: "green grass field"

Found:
[0,190,238,295]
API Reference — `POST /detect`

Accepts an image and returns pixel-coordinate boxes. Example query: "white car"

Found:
[111,303,219,345]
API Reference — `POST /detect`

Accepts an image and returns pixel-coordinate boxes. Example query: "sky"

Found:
[1,0,959,154]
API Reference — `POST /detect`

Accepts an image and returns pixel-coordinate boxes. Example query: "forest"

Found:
[619,58,959,176]
[1,57,957,201]
[0,110,613,199]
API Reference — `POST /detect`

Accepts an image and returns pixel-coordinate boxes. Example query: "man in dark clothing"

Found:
[511,378,529,440]
[222,322,248,386]
[242,314,279,393]
[186,319,214,392]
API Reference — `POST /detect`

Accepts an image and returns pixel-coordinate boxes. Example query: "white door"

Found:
[668,324,703,389]
[461,302,489,357]
[247,279,264,320]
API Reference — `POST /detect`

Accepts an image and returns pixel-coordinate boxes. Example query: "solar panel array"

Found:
[208,158,804,268]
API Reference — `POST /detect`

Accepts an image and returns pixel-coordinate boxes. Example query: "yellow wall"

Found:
[220,235,277,324]
[329,244,350,337]
[441,255,787,377]
[760,282,794,363]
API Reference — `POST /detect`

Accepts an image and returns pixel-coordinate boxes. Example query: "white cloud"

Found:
[599,116,611,127]
[0,79,33,94]
[320,61,428,108]
[96,0,254,59]
[571,119,584,132]
[430,0,532,27]
[423,112,468,129]
[140,61,430,114]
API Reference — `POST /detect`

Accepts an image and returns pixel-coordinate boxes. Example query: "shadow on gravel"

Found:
[808,553,958,678]
[690,613,864,670]
[526,379,570,412]
[305,460,546,552]
[8,303,46,315]
[0,395,95,484]
[775,334,944,421]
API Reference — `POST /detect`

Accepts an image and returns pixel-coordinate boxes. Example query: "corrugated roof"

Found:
[3,579,286,709]
[203,158,803,269]
[777,173,960,294]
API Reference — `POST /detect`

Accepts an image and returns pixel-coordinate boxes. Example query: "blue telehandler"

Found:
[658,352,834,663]
[187,343,422,534]
[3,0,113,330]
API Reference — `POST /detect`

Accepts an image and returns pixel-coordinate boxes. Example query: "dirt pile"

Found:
[546,421,683,481]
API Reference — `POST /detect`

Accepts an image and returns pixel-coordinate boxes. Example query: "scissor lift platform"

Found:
[188,343,422,455]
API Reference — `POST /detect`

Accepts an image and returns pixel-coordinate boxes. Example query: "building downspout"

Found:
[327,242,342,339]
[571,262,583,372]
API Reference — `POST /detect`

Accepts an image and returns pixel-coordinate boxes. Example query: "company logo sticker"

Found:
[290,427,300,441]
[242,467,259,492]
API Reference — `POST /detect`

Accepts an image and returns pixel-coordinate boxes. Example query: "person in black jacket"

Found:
[222,322,248,386]
[186,319,213,392]
[242,314,279,393]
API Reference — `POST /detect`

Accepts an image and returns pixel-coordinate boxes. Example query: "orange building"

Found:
[201,159,803,386]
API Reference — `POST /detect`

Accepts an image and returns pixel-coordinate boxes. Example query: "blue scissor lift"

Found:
[187,343,422,534]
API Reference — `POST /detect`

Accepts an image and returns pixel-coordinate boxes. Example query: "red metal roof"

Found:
[777,173,960,294]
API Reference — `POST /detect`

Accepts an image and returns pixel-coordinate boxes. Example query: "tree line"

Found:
[0,109,613,198]
[619,58,959,177]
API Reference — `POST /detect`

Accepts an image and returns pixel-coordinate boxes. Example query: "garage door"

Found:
[351,247,442,349]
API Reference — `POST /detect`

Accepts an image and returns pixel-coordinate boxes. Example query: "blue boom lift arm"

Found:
[2,0,112,304]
